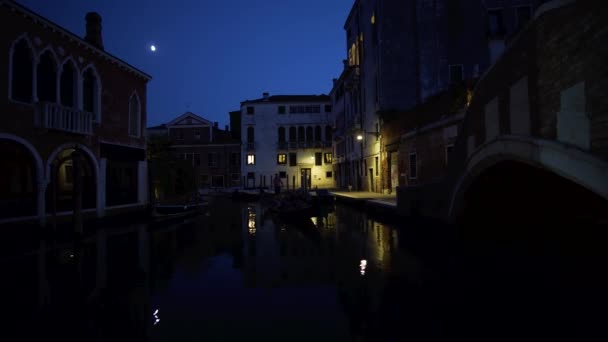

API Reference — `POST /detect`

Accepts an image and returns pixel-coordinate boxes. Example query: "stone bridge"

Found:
[399,0,608,227]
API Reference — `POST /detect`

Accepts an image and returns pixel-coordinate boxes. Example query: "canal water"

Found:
[1,197,607,341]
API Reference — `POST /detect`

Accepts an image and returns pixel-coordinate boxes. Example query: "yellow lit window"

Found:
[277,154,287,165]
[371,13,375,24]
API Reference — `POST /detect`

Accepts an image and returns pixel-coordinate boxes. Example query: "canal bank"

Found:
[330,191,398,220]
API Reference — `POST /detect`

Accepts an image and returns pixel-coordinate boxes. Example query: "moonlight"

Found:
[150,45,156,52]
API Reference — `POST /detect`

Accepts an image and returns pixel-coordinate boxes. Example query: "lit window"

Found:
[277,154,287,165]
[324,153,333,164]
[247,154,255,165]
[371,12,375,24]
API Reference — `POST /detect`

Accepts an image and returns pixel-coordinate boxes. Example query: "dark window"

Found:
[278,106,286,114]
[449,65,463,84]
[129,95,140,137]
[60,61,76,107]
[11,40,33,102]
[230,152,239,166]
[211,175,224,187]
[37,51,57,102]
[517,6,532,28]
[246,106,254,115]
[208,153,217,167]
[247,172,255,179]
[325,105,332,113]
[194,153,201,166]
[278,127,286,142]
[315,126,322,142]
[83,69,96,114]
[326,171,333,178]
[298,127,305,142]
[315,152,322,166]
[325,126,333,142]
[324,153,332,164]
[279,171,287,178]
[289,153,297,166]
[195,130,201,139]
[306,127,313,143]
[409,153,417,179]
[289,127,297,142]
[177,130,184,140]
[277,154,287,165]
[247,126,254,143]
[488,9,505,37]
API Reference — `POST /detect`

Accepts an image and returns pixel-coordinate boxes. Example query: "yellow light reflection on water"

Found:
[247,207,256,236]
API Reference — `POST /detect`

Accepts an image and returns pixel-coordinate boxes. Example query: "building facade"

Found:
[241,93,334,190]
[0,1,151,226]
[331,0,546,192]
[147,112,241,194]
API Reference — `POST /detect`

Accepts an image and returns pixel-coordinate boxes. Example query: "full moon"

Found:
[150,45,156,52]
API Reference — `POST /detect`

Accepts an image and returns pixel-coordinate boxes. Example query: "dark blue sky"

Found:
[19,0,352,128]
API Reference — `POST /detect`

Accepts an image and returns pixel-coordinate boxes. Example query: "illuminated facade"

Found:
[0,1,151,226]
[240,93,334,190]
[331,0,545,192]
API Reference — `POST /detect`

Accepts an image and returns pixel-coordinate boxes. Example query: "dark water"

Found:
[1,197,607,341]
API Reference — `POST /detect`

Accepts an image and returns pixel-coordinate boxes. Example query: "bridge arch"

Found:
[449,136,608,224]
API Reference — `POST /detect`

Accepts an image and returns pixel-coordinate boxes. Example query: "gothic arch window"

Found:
[82,65,101,121]
[10,37,34,103]
[289,127,297,142]
[37,48,58,102]
[315,126,322,142]
[325,125,333,142]
[60,59,78,108]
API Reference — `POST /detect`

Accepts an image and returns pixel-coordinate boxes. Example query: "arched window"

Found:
[60,60,77,107]
[10,39,33,103]
[298,126,305,142]
[37,50,58,102]
[247,126,254,143]
[129,93,141,137]
[289,127,297,142]
[325,125,333,142]
[82,66,101,121]
[315,126,322,142]
[306,126,313,142]
[278,127,286,142]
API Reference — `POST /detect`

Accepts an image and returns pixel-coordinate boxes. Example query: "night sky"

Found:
[18,0,351,128]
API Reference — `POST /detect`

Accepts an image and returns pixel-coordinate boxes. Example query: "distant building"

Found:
[146,112,241,192]
[331,0,546,192]
[240,93,333,190]
[0,1,151,226]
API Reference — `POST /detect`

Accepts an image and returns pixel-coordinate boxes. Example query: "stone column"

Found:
[137,161,148,205]
[97,158,106,218]
[37,178,47,227]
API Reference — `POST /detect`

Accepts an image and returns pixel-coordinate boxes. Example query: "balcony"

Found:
[35,102,93,135]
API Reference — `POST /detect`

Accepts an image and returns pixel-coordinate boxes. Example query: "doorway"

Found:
[301,168,311,191]
[369,168,374,192]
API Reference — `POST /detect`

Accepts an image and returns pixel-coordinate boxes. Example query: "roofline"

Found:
[344,0,360,30]
[240,96,331,106]
[2,0,152,81]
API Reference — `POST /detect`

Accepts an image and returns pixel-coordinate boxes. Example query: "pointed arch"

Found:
[8,33,35,103]
[81,63,102,121]
[128,90,142,137]
[36,46,59,103]
[59,57,80,108]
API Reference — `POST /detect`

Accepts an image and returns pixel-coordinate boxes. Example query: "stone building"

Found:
[0,1,151,226]
[147,112,241,193]
[241,93,334,190]
[331,0,547,192]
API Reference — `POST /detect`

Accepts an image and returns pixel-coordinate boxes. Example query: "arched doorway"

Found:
[46,148,96,213]
[0,139,37,218]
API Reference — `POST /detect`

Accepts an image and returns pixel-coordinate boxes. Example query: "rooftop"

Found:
[241,94,330,105]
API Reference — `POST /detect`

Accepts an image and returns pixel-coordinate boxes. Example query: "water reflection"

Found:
[1,198,607,341]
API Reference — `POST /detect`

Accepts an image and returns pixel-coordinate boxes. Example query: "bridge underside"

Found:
[455,160,607,239]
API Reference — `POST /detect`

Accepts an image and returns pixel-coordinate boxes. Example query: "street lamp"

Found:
[357,130,380,140]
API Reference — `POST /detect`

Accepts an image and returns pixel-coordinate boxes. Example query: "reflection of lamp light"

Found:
[360,259,367,276]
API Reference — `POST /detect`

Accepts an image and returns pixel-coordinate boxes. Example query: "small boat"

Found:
[151,201,209,221]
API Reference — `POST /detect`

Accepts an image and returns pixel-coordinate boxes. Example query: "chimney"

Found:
[214,122,218,128]
[85,12,104,50]
[263,92,269,100]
